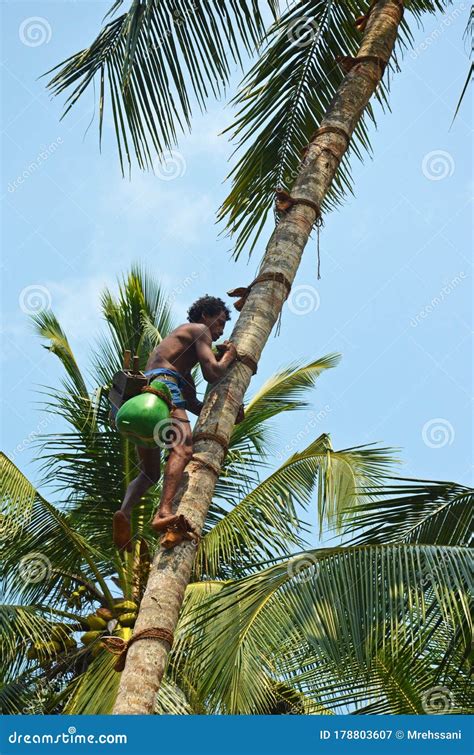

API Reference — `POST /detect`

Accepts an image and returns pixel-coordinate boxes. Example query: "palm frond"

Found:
[341,478,474,547]
[31,310,88,398]
[155,678,195,714]
[175,543,472,713]
[92,265,175,385]
[0,454,114,607]
[45,0,278,173]
[452,5,472,122]
[229,353,340,453]
[218,0,450,257]
[63,649,120,714]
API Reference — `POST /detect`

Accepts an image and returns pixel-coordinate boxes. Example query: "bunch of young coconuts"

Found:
[27,591,138,664]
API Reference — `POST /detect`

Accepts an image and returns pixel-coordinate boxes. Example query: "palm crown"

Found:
[43,0,470,259]
[1,268,471,714]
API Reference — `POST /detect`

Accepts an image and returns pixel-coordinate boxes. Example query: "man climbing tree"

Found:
[112,295,244,552]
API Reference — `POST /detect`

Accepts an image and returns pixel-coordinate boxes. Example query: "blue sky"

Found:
[1,0,472,503]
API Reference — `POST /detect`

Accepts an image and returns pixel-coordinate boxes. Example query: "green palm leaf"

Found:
[218,0,449,257]
[45,0,278,173]
[175,543,472,713]
[63,649,120,714]
[31,310,88,399]
[229,353,340,453]
[93,265,175,385]
[0,454,114,608]
[342,478,474,547]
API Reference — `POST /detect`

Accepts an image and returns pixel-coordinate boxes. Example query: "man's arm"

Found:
[180,371,204,417]
[195,327,237,383]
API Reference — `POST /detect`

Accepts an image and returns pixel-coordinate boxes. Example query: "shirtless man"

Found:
[112,295,244,551]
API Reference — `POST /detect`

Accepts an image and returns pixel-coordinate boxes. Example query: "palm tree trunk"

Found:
[113,0,404,714]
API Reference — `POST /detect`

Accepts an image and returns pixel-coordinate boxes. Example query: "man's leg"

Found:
[113,446,161,550]
[151,408,193,531]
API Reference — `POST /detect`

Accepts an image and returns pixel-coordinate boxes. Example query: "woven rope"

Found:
[141,385,174,412]
[193,430,229,452]
[102,627,174,672]
[236,352,258,375]
[227,271,292,313]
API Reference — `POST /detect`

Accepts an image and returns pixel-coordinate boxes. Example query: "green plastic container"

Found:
[116,380,172,448]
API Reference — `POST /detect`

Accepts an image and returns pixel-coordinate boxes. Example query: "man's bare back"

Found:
[146,323,206,375]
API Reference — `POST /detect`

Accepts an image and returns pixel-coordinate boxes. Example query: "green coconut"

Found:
[119,612,137,628]
[115,627,132,641]
[81,630,102,646]
[96,607,114,621]
[116,380,172,448]
[114,599,138,614]
[86,615,107,631]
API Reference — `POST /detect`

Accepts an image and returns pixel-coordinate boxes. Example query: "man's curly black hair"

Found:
[187,295,231,324]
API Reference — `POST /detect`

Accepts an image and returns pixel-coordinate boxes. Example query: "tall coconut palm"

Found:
[3,269,470,714]
[44,0,469,712]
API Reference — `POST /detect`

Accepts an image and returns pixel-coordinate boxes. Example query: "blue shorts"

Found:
[144,368,187,409]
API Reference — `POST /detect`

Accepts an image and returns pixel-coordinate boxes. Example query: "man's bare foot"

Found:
[150,513,179,533]
[113,511,133,552]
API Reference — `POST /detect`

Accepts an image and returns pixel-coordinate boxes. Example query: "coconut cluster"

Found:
[26,597,138,664]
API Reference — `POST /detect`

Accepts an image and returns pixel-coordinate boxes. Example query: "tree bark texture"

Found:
[113,0,404,714]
